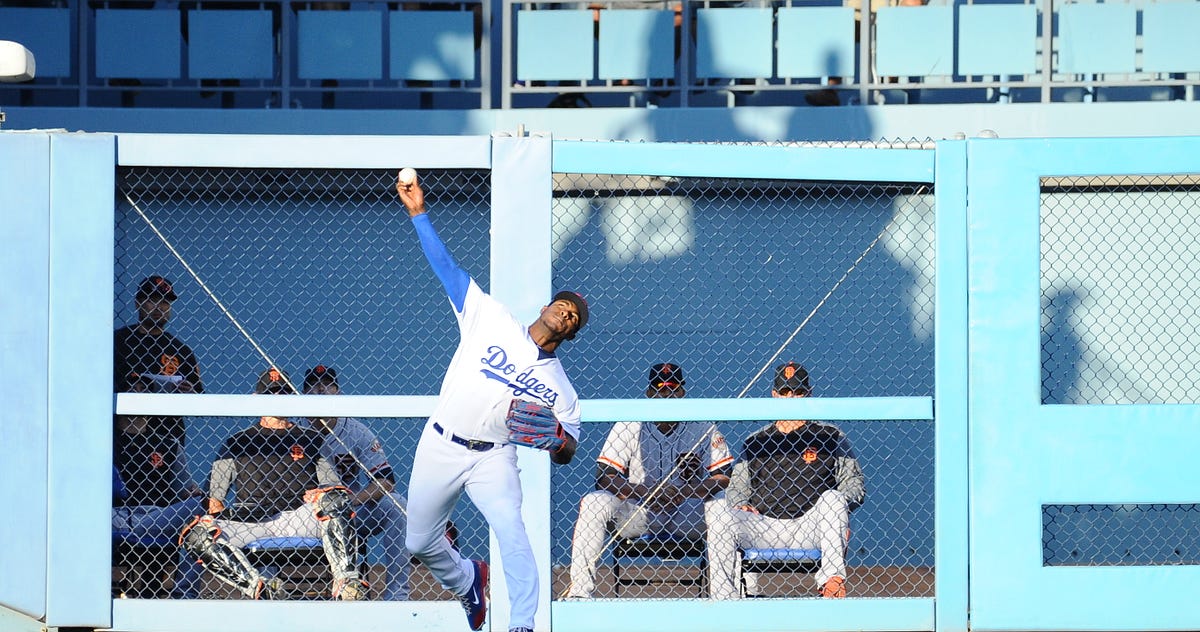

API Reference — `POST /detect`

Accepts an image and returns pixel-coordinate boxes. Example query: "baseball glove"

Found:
[506,399,566,453]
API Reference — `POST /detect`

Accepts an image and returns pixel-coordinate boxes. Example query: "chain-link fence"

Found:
[1041,176,1200,405]
[1039,175,1200,570]
[113,166,937,601]
[113,168,491,601]
[1043,504,1200,567]
[550,175,936,599]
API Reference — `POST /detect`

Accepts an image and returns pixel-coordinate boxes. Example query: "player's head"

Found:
[772,362,811,398]
[135,275,177,327]
[542,290,589,341]
[303,364,340,395]
[646,362,686,399]
[255,366,296,395]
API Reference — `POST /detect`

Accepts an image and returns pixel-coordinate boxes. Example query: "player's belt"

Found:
[432,422,496,452]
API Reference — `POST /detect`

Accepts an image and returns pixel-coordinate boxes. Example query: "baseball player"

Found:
[705,363,866,599]
[395,171,587,632]
[113,275,204,444]
[178,367,368,600]
[566,362,733,599]
[299,364,412,600]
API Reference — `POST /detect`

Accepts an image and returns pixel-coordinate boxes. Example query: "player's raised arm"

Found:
[396,169,470,310]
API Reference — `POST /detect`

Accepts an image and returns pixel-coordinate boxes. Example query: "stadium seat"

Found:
[0,8,71,78]
[112,528,177,599]
[695,8,772,79]
[297,10,383,80]
[390,10,477,81]
[1056,3,1135,75]
[186,10,274,80]
[516,10,594,82]
[95,9,182,79]
[612,533,707,597]
[956,3,1038,78]
[242,536,329,600]
[737,547,822,598]
[776,6,856,80]
[874,5,954,79]
[598,9,676,81]
[1140,3,1200,75]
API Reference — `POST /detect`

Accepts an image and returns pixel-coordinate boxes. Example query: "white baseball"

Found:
[398,167,418,185]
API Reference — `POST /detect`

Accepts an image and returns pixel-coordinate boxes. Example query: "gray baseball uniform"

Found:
[567,421,732,598]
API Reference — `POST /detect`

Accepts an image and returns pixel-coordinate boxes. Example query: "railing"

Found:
[1,0,1198,109]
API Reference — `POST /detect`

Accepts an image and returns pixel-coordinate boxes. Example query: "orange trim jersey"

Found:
[596,421,733,487]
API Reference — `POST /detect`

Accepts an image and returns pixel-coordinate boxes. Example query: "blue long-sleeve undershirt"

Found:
[412,213,470,312]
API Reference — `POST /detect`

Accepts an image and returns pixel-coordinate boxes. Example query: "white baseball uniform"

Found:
[567,421,732,598]
[405,274,581,630]
[299,417,411,600]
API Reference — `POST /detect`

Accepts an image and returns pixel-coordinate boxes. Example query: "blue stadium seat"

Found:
[598,9,675,81]
[956,4,1038,78]
[1141,3,1200,74]
[516,10,594,82]
[297,10,383,80]
[0,8,71,78]
[695,8,773,79]
[187,10,274,80]
[874,5,954,79]
[95,9,181,79]
[1056,3,1135,75]
[390,10,477,81]
[776,6,856,80]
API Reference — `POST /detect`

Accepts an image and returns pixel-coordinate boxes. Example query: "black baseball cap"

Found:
[255,367,296,394]
[303,364,339,391]
[773,362,811,395]
[136,275,177,302]
[552,290,589,337]
[649,363,686,388]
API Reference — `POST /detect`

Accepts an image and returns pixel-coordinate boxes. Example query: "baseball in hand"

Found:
[398,167,417,186]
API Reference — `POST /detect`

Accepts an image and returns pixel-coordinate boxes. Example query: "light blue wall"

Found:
[3,131,1200,632]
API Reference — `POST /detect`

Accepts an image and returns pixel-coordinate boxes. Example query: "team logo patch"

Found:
[290,445,306,462]
[149,452,164,468]
[161,354,181,376]
[370,440,382,453]
[783,365,797,380]
[802,447,818,464]
[712,433,726,449]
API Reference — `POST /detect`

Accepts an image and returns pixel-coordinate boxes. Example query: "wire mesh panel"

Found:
[1041,176,1200,405]
[1043,504,1200,567]
[113,413,488,601]
[115,167,491,396]
[549,175,936,599]
[113,167,492,601]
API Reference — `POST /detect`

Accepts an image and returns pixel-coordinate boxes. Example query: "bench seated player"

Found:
[179,367,368,600]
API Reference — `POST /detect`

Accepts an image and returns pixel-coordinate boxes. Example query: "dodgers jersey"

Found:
[431,280,582,445]
[597,422,733,487]
[412,213,581,445]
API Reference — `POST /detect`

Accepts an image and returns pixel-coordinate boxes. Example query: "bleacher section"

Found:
[0,0,1197,110]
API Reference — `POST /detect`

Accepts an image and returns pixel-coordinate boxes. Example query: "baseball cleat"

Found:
[459,560,489,631]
